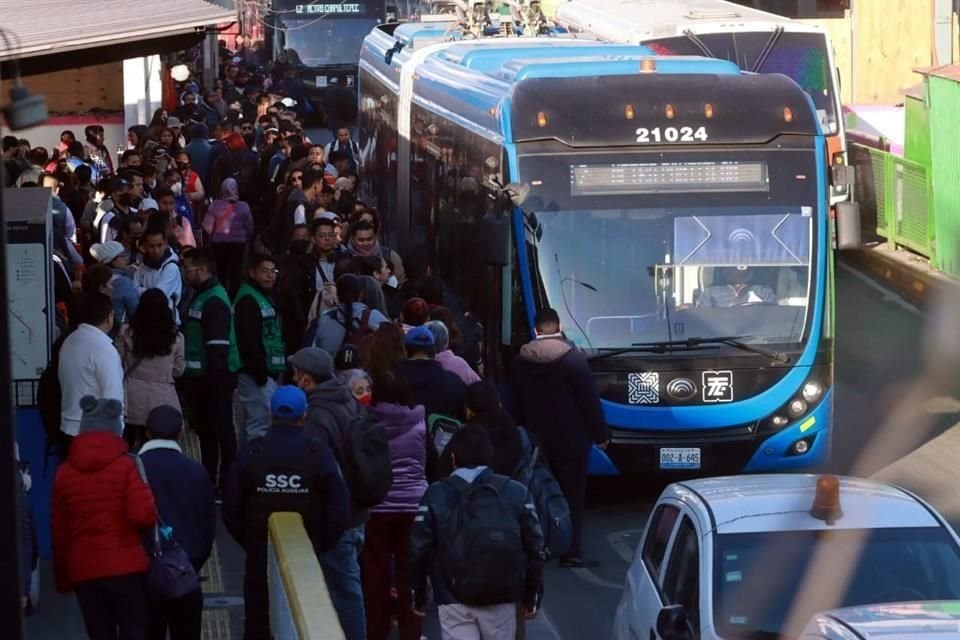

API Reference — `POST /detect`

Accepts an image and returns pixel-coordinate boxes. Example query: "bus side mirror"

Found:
[482,211,511,267]
[835,201,862,250]
[831,164,854,187]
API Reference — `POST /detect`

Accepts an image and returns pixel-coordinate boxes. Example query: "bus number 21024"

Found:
[636,126,709,143]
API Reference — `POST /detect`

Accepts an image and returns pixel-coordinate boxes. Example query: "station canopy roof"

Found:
[0,0,235,74]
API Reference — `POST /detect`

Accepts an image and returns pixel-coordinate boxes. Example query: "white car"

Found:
[800,601,960,639]
[612,475,960,640]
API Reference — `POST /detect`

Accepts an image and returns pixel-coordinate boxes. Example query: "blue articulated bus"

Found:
[359,20,840,476]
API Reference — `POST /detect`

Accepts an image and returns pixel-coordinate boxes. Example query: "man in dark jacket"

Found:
[139,405,216,640]
[410,424,544,638]
[289,346,368,640]
[181,248,237,493]
[509,307,609,568]
[223,385,350,640]
[233,253,285,446]
[394,326,466,420]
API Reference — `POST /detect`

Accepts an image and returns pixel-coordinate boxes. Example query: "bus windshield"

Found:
[644,31,838,135]
[518,150,818,352]
[280,18,381,67]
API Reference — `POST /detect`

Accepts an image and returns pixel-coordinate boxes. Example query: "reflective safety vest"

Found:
[229,282,286,375]
[183,283,236,377]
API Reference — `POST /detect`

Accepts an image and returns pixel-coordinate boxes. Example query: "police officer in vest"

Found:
[232,253,286,445]
[181,248,238,495]
[223,385,350,640]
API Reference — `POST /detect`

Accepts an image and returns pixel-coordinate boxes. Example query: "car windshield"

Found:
[644,32,839,135]
[281,18,380,67]
[714,528,960,639]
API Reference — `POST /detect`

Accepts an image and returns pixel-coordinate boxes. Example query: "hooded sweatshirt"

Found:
[508,336,608,462]
[51,431,156,592]
[368,402,427,512]
[303,378,368,528]
[133,246,182,325]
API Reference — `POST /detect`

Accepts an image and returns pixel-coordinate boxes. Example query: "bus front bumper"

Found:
[588,390,832,476]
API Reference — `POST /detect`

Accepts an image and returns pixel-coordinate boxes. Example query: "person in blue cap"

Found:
[223,385,350,639]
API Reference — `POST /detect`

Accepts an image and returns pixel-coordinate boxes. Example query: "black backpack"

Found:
[441,474,525,606]
[37,334,69,467]
[512,429,572,558]
[339,411,393,509]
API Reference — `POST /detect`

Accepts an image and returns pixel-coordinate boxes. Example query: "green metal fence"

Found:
[850,143,935,262]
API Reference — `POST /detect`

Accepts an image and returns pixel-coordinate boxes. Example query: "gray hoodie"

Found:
[304,377,368,528]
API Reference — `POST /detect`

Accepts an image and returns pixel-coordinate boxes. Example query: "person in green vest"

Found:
[180,248,237,495]
[233,253,285,444]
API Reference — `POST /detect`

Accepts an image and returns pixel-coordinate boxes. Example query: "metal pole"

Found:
[0,163,25,638]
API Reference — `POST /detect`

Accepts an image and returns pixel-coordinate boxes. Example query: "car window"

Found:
[663,517,700,636]
[642,504,680,579]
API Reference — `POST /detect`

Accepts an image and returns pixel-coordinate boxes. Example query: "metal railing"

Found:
[850,142,935,261]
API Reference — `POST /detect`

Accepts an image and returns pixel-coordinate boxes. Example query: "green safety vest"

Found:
[183,283,236,377]
[229,282,286,375]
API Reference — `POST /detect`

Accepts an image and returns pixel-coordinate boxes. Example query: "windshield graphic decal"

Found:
[674,213,810,266]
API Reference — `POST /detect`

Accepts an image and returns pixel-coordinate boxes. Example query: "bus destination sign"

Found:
[295,3,363,13]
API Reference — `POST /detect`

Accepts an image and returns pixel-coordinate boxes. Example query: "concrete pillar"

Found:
[123,55,162,137]
[203,27,219,93]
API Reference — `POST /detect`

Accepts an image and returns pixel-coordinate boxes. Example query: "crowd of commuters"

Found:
[16,38,611,640]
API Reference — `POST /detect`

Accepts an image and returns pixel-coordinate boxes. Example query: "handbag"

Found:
[129,455,201,600]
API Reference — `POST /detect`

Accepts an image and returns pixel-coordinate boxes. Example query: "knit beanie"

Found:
[78,396,124,436]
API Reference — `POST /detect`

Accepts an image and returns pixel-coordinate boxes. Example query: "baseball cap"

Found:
[280,97,297,108]
[405,325,435,349]
[271,385,307,420]
[402,297,430,326]
[139,197,159,212]
[287,347,334,382]
[109,176,130,192]
[166,116,182,128]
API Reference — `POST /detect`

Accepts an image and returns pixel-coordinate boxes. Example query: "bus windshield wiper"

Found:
[586,343,721,361]
[683,29,715,58]
[632,336,790,364]
[752,26,785,72]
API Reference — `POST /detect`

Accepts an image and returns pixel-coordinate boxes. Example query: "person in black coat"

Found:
[223,385,350,640]
[394,325,467,481]
[509,308,609,569]
[139,406,216,640]
[393,326,466,420]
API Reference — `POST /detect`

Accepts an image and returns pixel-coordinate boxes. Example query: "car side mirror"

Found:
[656,604,695,640]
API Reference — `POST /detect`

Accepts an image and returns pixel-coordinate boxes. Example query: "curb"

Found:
[840,246,956,308]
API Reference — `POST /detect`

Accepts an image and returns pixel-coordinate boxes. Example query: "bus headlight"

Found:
[802,380,824,403]
[770,415,789,429]
[788,398,808,418]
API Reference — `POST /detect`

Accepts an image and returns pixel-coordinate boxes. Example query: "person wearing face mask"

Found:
[339,369,373,406]
[163,168,196,226]
[93,177,136,244]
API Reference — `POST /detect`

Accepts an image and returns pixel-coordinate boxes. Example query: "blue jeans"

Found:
[320,525,367,640]
[236,374,275,446]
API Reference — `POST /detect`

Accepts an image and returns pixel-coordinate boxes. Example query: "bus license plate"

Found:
[660,448,701,470]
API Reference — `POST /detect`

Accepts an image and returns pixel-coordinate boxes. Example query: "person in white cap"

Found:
[89,241,140,328]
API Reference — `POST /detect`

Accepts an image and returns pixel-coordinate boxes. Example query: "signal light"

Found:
[704,103,714,118]
[640,58,656,73]
[783,106,794,123]
[810,475,843,525]
[625,104,635,120]
[664,103,676,119]
[537,111,548,128]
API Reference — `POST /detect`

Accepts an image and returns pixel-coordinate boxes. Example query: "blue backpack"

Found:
[513,428,572,558]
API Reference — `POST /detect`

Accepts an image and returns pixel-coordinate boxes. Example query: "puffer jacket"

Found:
[52,431,156,592]
[367,402,427,512]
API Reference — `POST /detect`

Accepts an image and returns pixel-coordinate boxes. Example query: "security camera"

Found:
[4,85,48,131]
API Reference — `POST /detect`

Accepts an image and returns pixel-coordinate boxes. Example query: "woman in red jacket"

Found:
[53,395,157,640]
